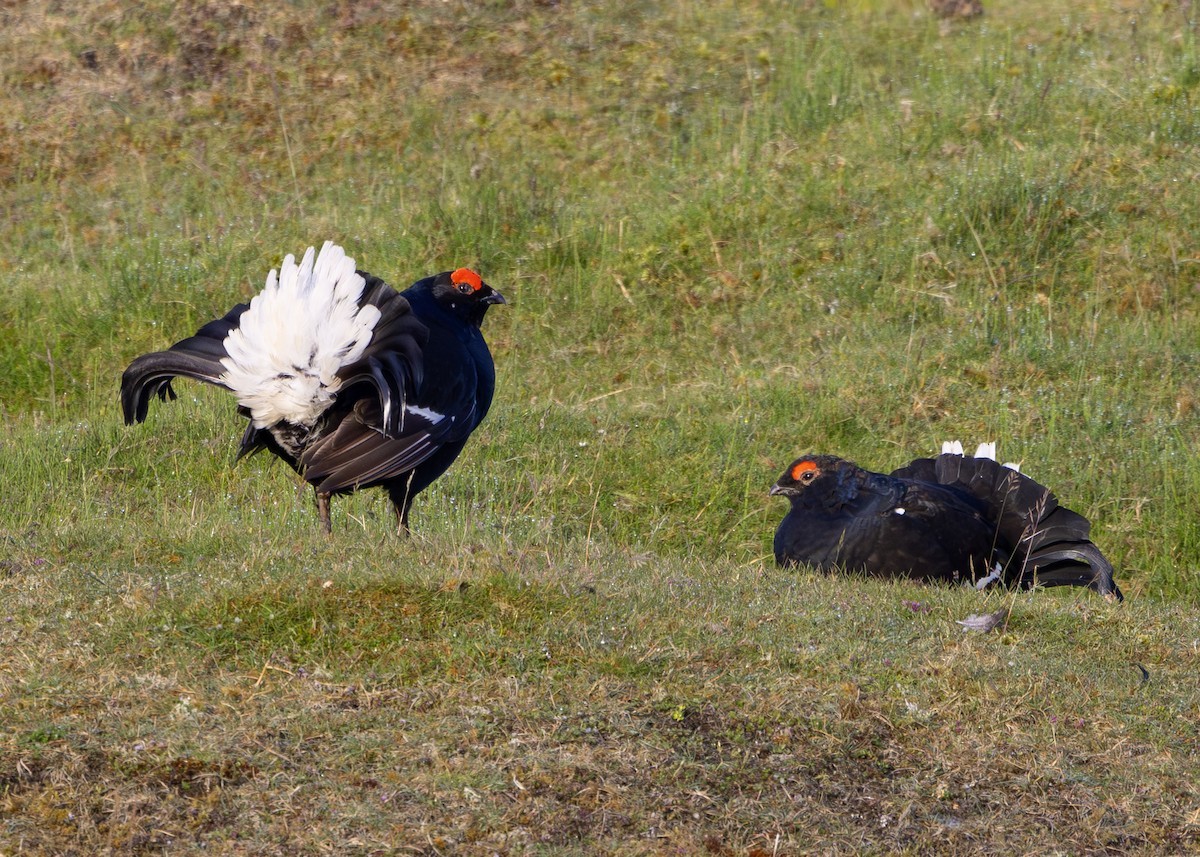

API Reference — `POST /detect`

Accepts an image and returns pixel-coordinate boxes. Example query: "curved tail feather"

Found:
[333,272,428,438]
[893,449,1123,600]
[120,304,248,424]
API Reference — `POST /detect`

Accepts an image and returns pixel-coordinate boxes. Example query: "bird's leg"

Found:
[388,474,417,537]
[393,501,412,538]
[315,490,333,534]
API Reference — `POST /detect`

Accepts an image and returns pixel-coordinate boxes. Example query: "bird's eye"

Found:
[800,470,816,483]
[457,282,475,295]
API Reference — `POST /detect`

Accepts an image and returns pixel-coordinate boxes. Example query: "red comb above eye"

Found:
[791,460,819,481]
[451,268,483,291]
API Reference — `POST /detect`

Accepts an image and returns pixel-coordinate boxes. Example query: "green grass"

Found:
[3,0,1200,852]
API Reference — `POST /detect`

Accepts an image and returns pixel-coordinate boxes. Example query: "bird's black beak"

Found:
[769,483,789,497]
[482,288,507,306]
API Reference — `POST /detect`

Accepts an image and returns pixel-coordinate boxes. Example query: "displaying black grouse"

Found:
[121,242,505,534]
[770,442,1122,600]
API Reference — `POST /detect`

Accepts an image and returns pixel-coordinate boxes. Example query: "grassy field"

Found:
[2,0,1200,853]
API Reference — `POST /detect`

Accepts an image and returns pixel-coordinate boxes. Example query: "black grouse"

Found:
[121,242,505,534]
[770,442,1123,600]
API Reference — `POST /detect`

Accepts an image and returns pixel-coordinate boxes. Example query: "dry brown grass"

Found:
[2,549,1197,855]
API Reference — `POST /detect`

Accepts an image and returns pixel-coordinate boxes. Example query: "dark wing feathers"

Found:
[892,453,1121,599]
[302,320,483,494]
[335,274,429,437]
[120,303,249,424]
[334,355,404,437]
[1019,505,1094,548]
[299,399,457,494]
[893,454,1060,547]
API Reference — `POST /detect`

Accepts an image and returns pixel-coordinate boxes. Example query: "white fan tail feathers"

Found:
[219,242,382,428]
[940,440,1020,472]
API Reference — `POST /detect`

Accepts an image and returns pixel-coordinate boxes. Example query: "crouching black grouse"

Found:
[121,241,505,534]
[770,442,1123,600]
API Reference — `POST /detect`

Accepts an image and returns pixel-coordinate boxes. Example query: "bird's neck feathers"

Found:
[219,242,381,428]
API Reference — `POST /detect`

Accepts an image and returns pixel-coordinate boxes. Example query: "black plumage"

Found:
[120,244,505,533]
[770,448,1122,600]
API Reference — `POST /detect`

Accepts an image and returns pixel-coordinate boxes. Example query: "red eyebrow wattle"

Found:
[791,460,819,480]
[451,268,483,291]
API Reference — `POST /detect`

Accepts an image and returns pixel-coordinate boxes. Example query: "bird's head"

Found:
[429,268,506,326]
[770,455,858,504]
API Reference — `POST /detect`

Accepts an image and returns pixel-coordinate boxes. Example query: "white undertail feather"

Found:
[941,440,965,456]
[941,440,1020,472]
[220,242,382,428]
[973,561,1005,590]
